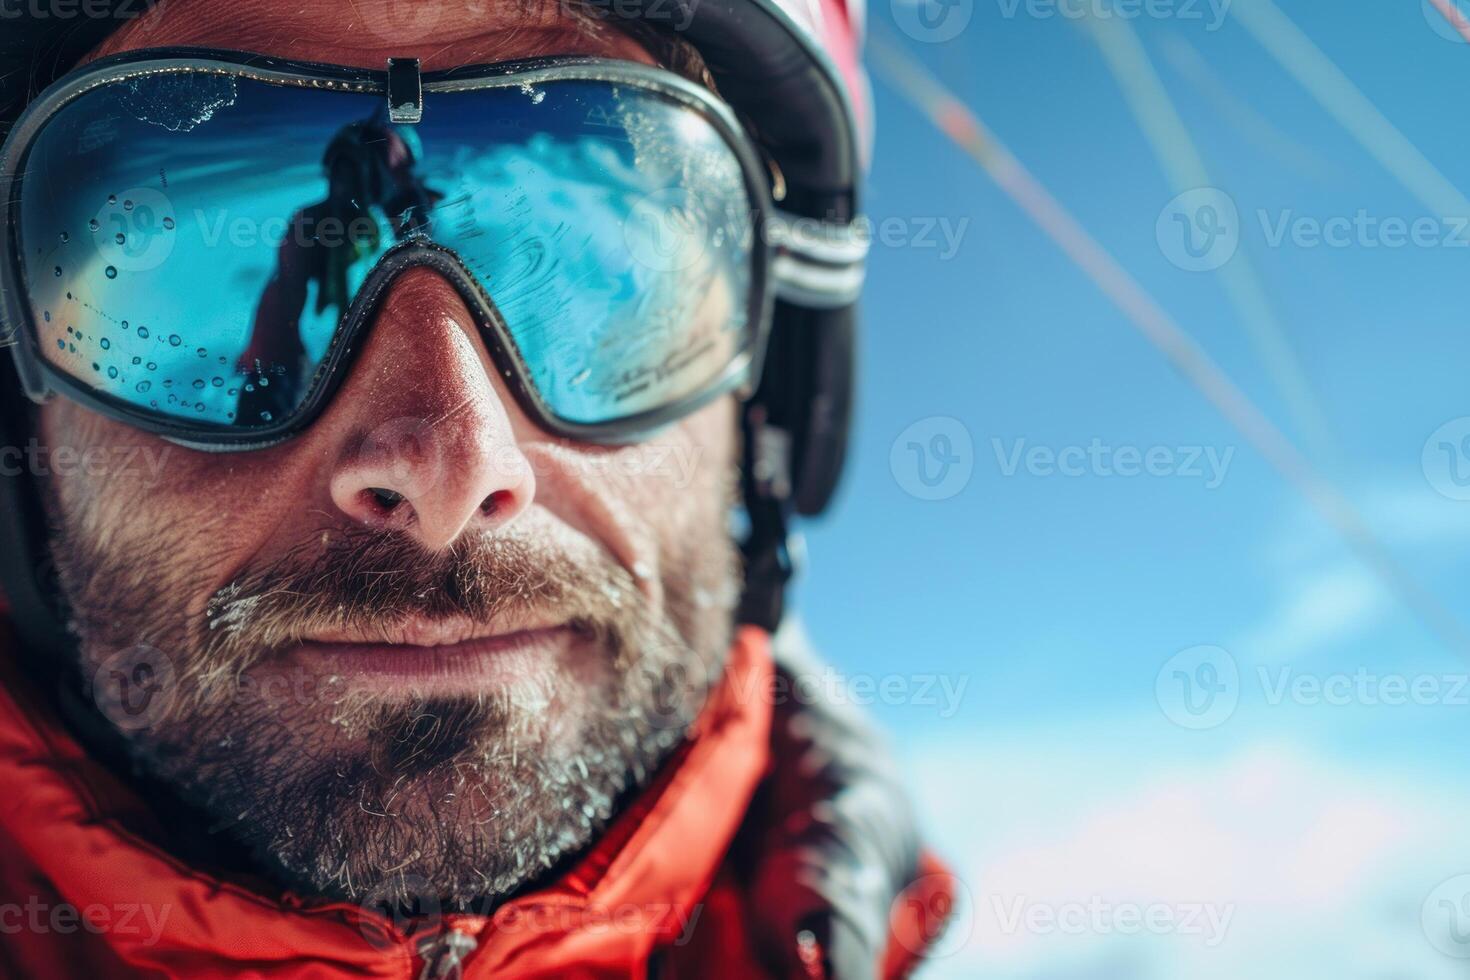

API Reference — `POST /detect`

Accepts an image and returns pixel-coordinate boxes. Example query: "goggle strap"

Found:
[768,209,868,308]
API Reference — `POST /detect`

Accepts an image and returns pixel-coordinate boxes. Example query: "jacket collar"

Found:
[0,620,773,977]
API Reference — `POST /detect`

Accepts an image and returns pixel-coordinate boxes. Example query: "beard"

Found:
[49,510,740,912]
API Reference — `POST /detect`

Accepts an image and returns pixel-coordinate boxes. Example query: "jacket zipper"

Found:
[415,923,481,980]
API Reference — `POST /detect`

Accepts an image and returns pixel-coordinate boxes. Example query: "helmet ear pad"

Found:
[736,300,854,629]
[746,301,855,517]
[0,358,72,672]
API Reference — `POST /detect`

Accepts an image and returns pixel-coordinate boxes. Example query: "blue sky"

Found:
[793,0,1470,974]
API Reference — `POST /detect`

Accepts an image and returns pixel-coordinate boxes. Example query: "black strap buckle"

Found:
[386,57,422,124]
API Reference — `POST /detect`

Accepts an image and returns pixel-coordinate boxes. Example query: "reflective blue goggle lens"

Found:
[14,66,759,435]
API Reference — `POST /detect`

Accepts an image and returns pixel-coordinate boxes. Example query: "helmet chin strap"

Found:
[739,401,798,632]
[0,367,75,679]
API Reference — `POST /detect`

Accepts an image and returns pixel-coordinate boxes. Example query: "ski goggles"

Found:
[0,48,860,449]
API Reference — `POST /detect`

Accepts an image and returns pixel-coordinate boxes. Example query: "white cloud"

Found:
[903,732,1470,979]
[1229,562,1388,663]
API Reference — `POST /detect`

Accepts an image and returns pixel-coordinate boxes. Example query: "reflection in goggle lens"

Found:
[18,71,755,432]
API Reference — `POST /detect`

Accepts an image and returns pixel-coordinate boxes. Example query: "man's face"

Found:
[39,0,742,910]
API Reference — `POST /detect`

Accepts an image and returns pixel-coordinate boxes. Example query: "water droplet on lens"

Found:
[211,377,223,387]
[88,218,100,232]
[136,326,149,339]
[259,411,273,422]
[163,216,175,230]
[131,356,141,365]
[227,387,238,396]
[169,334,181,347]
[53,266,61,277]
[146,361,156,370]
[192,379,204,389]
[107,194,116,205]
[259,377,268,387]
[196,347,206,358]
[59,232,69,244]
[123,200,134,211]
[135,381,150,393]
[104,266,117,279]
[115,232,125,245]
[90,362,99,372]
[99,338,110,349]
[56,339,64,350]
[42,311,50,322]
[107,366,118,379]
[244,383,255,392]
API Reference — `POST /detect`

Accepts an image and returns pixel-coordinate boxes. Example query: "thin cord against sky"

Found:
[1077,10,1336,465]
[1156,34,1332,181]
[1230,0,1470,219]
[1426,0,1470,45]
[868,31,1470,659]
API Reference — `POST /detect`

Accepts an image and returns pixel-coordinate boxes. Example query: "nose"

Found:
[323,268,535,550]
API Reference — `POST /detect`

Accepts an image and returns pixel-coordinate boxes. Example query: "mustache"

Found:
[193,522,645,687]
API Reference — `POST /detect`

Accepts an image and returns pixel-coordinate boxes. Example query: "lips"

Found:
[304,614,555,648]
[281,621,576,694]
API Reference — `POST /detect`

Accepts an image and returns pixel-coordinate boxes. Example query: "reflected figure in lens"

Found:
[239,107,443,425]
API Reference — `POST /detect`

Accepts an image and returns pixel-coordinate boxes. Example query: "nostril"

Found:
[364,487,405,513]
[480,489,513,517]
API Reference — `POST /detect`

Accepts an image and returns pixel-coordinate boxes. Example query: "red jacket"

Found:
[0,622,950,978]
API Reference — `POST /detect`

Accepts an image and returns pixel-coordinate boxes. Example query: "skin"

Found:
[40,0,744,910]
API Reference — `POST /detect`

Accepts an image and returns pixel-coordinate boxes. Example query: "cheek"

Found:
[39,400,154,542]
[38,400,293,613]
[638,398,738,544]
